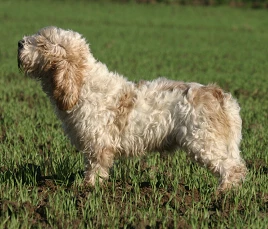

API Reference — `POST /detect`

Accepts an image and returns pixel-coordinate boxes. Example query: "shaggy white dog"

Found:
[18,26,247,191]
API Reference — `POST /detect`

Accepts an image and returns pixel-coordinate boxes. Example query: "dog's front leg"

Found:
[83,146,115,186]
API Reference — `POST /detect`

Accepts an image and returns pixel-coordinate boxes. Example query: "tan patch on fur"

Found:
[135,80,147,88]
[136,79,188,92]
[114,90,136,131]
[190,85,230,139]
[156,80,189,92]
[218,164,247,192]
[52,57,85,111]
[97,147,115,167]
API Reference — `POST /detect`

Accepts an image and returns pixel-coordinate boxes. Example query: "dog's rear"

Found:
[186,85,247,190]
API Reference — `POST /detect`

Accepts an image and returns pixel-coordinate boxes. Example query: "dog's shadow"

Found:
[1,162,163,189]
[245,159,268,175]
[1,163,84,187]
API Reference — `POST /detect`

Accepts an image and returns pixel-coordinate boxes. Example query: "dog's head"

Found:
[18,26,90,111]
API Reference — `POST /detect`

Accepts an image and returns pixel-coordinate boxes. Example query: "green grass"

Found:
[0,1,268,228]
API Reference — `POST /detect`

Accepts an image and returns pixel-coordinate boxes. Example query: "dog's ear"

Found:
[52,59,84,111]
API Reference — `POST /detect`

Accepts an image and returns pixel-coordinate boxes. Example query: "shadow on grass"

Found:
[0,163,84,187]
[246,159,268,175]
[2,159,267,189]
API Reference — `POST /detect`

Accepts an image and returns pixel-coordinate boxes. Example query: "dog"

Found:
[18,26,247,191]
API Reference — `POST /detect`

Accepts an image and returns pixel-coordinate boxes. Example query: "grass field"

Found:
[0,0,268,228]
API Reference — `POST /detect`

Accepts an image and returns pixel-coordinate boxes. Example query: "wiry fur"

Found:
[18,26,247,191]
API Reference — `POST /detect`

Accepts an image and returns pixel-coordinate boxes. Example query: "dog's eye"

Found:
[26,37,37,46]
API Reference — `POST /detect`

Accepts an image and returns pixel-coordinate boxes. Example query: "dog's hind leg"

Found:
[183,85,247,191]
[216,99,247,191]
[183,134,247,192]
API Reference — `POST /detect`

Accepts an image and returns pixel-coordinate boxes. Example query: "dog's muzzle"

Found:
[18,40,24,50]
[17,40,24,69]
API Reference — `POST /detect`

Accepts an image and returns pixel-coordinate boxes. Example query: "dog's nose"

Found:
[18,40,24,49]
